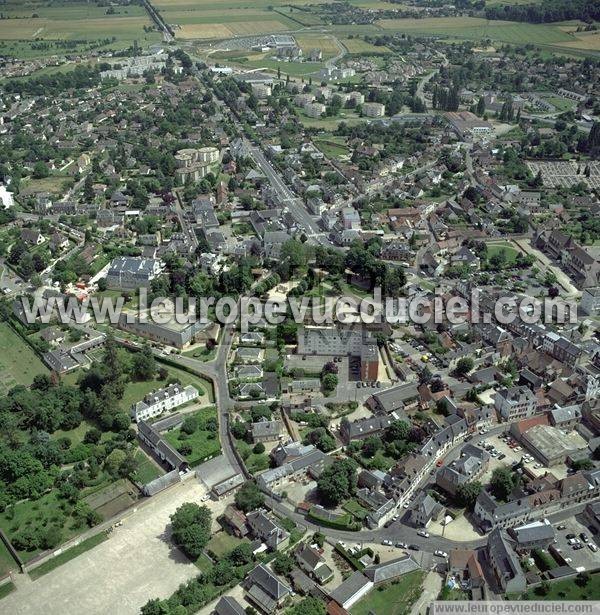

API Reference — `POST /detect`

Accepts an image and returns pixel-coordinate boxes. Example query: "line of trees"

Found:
[485,0,600,23]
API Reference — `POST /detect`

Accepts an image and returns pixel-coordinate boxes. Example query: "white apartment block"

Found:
[362,102,385,118]
[297,325,366,356]
[130,384,199,422]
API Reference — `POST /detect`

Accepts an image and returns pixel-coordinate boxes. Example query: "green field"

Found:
[342,36,391,54]
[0,323,48,396]
[376,16,583,48]
[351,570,426,615]
[0,0,160,56]
[0,491,89,562]
[518,572,600,600]
[28,532,108,581]
[131,450,164,485]
[314,137,350,159]
[163,407,221,466]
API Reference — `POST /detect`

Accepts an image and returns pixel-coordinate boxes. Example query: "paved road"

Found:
[173,189,198,251]
[247,143,332,246]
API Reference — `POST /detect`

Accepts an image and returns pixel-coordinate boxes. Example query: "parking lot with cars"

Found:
[551,516,600,571]
[477,432,570,482]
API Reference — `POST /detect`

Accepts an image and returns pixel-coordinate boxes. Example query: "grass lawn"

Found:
[235,439,270,474]
[314,137,349,159]
[351,570,426,615]
[298,111,364,130]
[485,242,521,264]
[357,449,397,472]
[119,362,214,412]
[0,540,18,576]
[0,582,16,600]
[544,96,577,113]
[163,407,221,466]
[519,571,600,600]
[182,345,217,362]
[0,322,48,396]
[206,532,247,559]
[49,418,115,447]
[293,34,340,59]
[131,449,164,485]
[343,499,369,522]
[195,552,213,573]
[29,532,108,581]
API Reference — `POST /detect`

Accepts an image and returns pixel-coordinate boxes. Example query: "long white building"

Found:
[130,383,199,422]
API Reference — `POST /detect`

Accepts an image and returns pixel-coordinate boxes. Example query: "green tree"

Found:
[181,416,198,435]
[170,502,211,560]
[131,344,156,381]
[321,373,338,393]
[456,481,482,510]
[286,596,326,615]
[454,357,474,376]
[272,551,294,575]
[490,467,515,501]
[316,458,358,507]
[234,481,265,513]
[228,542,254,566]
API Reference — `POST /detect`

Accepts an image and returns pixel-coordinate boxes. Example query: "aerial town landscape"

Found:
[0,0,599,614]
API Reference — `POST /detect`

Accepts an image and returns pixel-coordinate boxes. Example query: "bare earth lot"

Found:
[3,480,208,615]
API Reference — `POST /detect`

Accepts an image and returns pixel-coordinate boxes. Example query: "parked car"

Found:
[396,542,407,549]
[557,524,567,530]
[434,550,448,558]
[409,544,420,551]
[417,530,429,538]
[382,539,393,546]
[580,532,589,542]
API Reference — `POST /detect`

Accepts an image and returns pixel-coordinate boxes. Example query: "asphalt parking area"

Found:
[552,516,600,571]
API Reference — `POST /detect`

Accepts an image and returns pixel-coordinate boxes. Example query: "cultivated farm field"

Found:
[0,0,161,56]
[376,16,575,46]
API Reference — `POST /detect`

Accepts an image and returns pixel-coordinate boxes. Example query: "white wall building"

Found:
[131,384,199,422]
[0,185,14,209]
